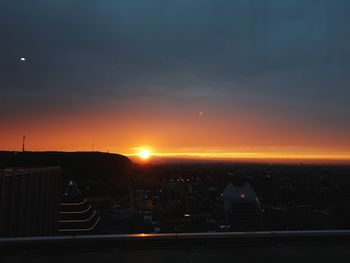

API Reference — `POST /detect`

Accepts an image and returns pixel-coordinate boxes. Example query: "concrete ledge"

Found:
[2,230,350,252]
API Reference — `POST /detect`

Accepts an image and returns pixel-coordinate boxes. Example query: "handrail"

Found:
[2,230,350,246]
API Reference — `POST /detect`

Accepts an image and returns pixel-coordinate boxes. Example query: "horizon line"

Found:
[2,149,350,164]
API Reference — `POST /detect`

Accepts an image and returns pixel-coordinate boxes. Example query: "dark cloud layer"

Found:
[1,0,349,131]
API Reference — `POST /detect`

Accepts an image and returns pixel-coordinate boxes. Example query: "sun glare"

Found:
[139,149,151,160]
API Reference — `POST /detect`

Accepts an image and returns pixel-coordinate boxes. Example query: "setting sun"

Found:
[139,149,151,160]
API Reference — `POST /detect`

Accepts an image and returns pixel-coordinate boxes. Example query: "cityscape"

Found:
[2,0,350,262]
[1,151,350,237]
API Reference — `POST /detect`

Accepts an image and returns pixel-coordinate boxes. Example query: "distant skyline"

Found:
[1,1,350,163]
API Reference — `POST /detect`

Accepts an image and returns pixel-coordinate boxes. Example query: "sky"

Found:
[1,1,350,162]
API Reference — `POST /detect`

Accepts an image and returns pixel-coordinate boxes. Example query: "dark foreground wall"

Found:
[0,167,62,237]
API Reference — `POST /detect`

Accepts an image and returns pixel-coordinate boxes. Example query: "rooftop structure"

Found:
[59,181,100,234]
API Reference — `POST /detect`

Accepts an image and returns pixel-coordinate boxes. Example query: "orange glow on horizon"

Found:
[127,150,350,164]
[1,104,350,165]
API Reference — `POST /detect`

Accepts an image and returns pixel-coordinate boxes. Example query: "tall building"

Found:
[222,182,262,231]
[0,167,62,237]
[59,181,100,234]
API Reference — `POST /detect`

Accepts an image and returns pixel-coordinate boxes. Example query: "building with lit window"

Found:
[222,182,262,231]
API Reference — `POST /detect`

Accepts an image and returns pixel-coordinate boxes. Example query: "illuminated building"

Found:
[222,182,262,231]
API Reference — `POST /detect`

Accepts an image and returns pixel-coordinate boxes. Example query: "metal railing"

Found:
[2,230,350,252]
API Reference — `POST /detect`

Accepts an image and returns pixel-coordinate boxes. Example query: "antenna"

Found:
[22,135,26,152]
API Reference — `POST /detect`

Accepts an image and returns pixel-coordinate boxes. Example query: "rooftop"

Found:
[0,167,61,177]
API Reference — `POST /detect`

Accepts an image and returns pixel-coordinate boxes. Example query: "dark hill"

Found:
[0,151,133,183]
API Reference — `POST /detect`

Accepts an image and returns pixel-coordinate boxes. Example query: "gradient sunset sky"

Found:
[1,1,350,162]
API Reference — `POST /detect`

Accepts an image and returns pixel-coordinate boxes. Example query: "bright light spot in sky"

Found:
[20,57,26,62]
[139,149,151,160]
